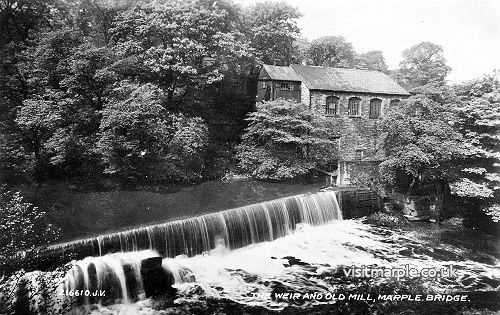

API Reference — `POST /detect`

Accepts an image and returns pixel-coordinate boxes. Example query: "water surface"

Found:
[30,179,323,242]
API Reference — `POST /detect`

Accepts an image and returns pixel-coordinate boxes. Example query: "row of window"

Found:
[261,82,296,91]
[325,96,400,118]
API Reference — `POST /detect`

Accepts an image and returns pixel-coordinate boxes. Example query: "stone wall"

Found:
[306,89,407,185]
[300,81,310,106]
[309,90,403,161]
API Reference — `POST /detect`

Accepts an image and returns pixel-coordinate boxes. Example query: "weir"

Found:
[10,190,381,311]
[46,191,342,262]
[57,191,343,307]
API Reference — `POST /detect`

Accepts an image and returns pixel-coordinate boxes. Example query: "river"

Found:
[26,179,324,242]
[5,183,500,314]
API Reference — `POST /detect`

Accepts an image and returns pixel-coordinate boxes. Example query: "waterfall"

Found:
[62,251,160,306]
[49,191,342,259]
[56,191,341,307]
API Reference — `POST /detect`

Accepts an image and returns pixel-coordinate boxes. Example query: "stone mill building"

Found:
[256,64,410,185]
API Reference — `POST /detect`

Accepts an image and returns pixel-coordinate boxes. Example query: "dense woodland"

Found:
[0,0,459,185]
[0,0,499,266]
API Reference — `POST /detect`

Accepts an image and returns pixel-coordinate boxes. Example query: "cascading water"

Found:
[49,191,342,259]
[64,251,161,306]
[55,191,342,308]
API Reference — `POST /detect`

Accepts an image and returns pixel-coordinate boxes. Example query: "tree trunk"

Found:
[167,89,174,101]
[432,181,446,224]
[407,175,417,195]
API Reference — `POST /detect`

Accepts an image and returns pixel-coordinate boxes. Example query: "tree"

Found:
[355,50,388,72]
[379,88,471,195]
[110,0,249,100]
[70,0,134,46]
[291,37,311,65]
[60,43,116,111]
[0,5,79,183]
[12,27,119,180]
[237,99,336,180]
[96,82,209,182]
[0,132,33,183]
[15,92,65,179]
[0,0,65,140]
[0,0,56,46]
[162,114,210,182]
[449,72,500,225]
[0,0,307,185]
[381,77,499,231]
[241,0,301,65]
[26,28,83,90]
[397,41,451,88]
[307,36,355,68]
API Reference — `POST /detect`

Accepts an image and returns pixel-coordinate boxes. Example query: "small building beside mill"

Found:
[257,64,410,185]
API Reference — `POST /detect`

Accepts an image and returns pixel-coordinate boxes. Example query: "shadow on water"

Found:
[20,179,323,243]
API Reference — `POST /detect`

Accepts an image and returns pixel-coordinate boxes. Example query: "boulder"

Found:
[140,257,175,298]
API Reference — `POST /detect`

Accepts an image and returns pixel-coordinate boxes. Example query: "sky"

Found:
[236,0,500,83]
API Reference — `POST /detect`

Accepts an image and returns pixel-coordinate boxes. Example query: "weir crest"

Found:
[51,191,342,259]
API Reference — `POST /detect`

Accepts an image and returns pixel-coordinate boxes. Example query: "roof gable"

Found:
[290,64,410,96]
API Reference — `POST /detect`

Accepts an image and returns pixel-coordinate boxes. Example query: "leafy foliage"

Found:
[11,28,113,179]
[0,0,57,46]
[110,0,250,100]
[449,72,500,223]
[355,50,388,72]
[237,99,336,180]
[96,82,209,182]
[0,0,498,235]
[15,93,65,177]
[2,0,287,183]
[308,36,355,68]
[0,186,59,266]
[396,41,451,88]
[163,115,209,181]
[291,37,311,64]
[294,38,389,72]
[379,88,471,192]
[0,266,73,315]
[380,74,500,229]
[241,1,301,65]
[0,133,33,183]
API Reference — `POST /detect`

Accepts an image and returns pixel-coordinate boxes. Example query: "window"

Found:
[390,99,400,106]
[409,106,421,116]
[325,96,339,115]
[348,97,361,116]
[261,81,267,89]
[369,98,382,119]
[355,149,364,160]
[280,83,292,91]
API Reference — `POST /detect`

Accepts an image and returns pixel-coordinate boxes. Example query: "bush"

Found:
[0,186,60,268]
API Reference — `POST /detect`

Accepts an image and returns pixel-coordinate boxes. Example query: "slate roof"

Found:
[261,64,410,96]
[259,64,302,82]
